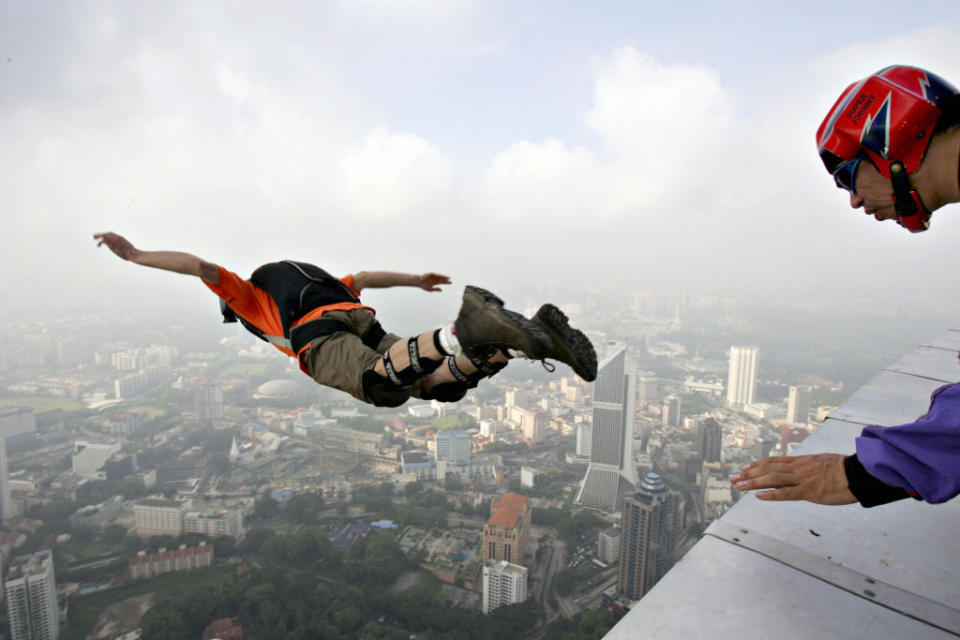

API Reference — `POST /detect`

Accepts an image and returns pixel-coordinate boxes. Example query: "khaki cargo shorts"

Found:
[302,309,421,403]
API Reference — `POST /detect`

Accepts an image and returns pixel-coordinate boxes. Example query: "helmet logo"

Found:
[860,92,892,158]
[918,71,931,100]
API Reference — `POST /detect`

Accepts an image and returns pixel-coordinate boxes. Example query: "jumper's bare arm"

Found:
[93,232,220,285]
[352,271,450,293]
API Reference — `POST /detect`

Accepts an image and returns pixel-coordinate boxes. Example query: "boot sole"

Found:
[535,304,597,381]
[457,286,551,359]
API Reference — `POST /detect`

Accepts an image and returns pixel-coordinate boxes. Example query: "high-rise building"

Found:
[575,423,593,457]
[786,385,812,425]
[479,419,496,439]
[134,498,188,537]
[726,346,759,409]
[521,409,543,444]
[0,437,10,524]
[482,560,528,614]
[482,493,531,566]
[696,418,722,463]
[195,383,224,423]
[435,431,471,464]
[662,395,681,428]
[636,373,658,404]
[618,472,683,601]
[575,342,638,510]
[598,527,621,565]
[6,550,59,640]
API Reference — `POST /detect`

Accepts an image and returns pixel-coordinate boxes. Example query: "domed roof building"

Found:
[254,379,301,399]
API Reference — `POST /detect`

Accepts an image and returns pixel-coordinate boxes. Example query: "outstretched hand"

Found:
[730,453,857,506]
[94,232,140,261]
[418,272,451,292]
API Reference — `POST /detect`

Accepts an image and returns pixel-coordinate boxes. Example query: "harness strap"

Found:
[447,356,472,384]
[383,350,404,386]
[889,160,931,232]
[364,321,387,350]
[408,337,423,374]
[289,317,353,354]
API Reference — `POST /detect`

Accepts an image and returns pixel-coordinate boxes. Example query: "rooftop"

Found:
[605,329,960,639]
[487,493,527,528]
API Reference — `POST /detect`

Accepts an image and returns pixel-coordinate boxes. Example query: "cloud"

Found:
[480,47,735,226]
[336,126,456,219]
[586,49,733,167]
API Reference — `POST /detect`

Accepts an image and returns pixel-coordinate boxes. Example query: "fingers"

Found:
[756,487,803,501]
[735,472,798,492]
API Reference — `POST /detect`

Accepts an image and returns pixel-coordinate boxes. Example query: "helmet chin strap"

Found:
[889,160,931,232]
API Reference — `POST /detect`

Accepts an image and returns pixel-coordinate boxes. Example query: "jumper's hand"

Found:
[731,453,856,505]
[94,232,140,261]
[418,272,451,292]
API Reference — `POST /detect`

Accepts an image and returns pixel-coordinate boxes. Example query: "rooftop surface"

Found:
[488,493,528,528]
[605,329,960,639]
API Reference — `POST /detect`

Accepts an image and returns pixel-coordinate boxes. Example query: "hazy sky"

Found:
[3,1,960,321]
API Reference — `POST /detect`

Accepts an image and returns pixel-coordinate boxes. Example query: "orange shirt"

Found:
[205,265,374,363]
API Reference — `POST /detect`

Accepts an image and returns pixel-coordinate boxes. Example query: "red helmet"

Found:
[817,65,958,179]
[817,66,958,232]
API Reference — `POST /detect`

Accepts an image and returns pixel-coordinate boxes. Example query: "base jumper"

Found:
[94,232,597,407]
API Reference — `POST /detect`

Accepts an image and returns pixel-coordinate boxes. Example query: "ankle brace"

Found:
[382,338,443,387]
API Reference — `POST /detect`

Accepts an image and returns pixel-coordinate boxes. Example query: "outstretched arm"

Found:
[94,232,220,285]
[352,271,450,293]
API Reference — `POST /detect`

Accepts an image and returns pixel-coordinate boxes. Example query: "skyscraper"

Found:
[482,560,528,614]
[786,385,812,425]
[6,550,59,640]
[696,418,722,463]
[662,395,681,428]
[726,346,759,409]
[575,342,638,510]
[0,437,10,524]
[521,409,543,444]
[575,423,593,457]
[435,431,471,464]
[618,472,683,601]
[194,382,224,423]
[636,373,658,404]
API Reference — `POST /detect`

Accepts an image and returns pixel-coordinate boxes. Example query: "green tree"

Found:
[141,609,190,640]
[554,568,576,596]
[285,492,324,525]
[362,532,406,585]
[253,489,279,520]
[101,523,128,546]
[403,481,425,498]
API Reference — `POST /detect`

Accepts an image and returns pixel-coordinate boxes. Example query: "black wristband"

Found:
[843,454,913,508]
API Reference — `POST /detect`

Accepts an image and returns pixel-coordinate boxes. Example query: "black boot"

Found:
[531,304,597,381]
[454,286,552,360]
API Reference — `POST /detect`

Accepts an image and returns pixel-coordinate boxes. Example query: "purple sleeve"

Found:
[856,382,960,504]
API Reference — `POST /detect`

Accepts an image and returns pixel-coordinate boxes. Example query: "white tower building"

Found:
[482,560,528,614]
[576,423,593,457]
[6,550,59,640]
[786,385,812,425]
[0,437,10,524]
[726,346,759,409]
